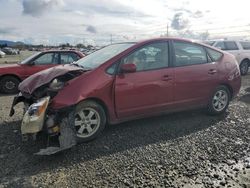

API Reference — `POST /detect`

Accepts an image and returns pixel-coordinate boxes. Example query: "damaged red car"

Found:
[10,38,241,155]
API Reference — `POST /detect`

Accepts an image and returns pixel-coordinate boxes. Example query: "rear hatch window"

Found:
[240,41,250,50]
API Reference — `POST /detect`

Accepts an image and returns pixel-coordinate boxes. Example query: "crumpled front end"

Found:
[9,66,86,155]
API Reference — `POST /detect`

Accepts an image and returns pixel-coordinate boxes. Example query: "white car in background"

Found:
[0,50,6,58]
[205,40,250,75]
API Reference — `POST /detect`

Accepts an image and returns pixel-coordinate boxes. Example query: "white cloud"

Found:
[22,0,64,17]
[1,0,250,44]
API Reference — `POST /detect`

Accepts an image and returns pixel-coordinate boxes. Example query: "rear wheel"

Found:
[74,100,106,142]
[0,76,20,94]
[207,86,230,115]
[240,60,249,75]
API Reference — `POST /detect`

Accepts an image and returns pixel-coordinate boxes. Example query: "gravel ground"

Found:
[0,75,250,188]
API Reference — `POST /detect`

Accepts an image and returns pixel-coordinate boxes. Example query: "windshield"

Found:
[75,43,135,69]
[20,52,40,64]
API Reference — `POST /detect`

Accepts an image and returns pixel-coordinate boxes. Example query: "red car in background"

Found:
[10,38,241,155]
[0,50,84,93]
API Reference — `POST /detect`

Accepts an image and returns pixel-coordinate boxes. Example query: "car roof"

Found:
[39,50,85,57]
[110,37,197,47]
[139,37,194,43]
[139,37,219,49]
[109,37,223,52]
[41,50,81,53]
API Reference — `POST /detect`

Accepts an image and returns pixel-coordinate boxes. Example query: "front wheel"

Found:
[0,76,20,94]
[240,60,249,76]
[207,86,230,115]
[74,100,106,142]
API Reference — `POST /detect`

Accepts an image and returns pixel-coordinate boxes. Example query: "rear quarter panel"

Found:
[217,53,241,97]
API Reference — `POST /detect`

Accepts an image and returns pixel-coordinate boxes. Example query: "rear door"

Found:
[115,41,174,118]
[172,41,219,108]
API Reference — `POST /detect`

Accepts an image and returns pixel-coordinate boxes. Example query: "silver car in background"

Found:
[205,40,250,75]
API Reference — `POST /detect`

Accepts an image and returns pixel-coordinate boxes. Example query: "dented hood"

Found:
[19,64,83,94]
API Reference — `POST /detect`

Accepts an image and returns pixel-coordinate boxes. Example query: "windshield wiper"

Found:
[70,62,92,70]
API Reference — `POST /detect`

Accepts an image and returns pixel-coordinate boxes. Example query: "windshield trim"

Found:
[20,52,41,64]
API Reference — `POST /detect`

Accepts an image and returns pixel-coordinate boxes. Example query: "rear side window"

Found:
[206,48,223,62]
[60,52,80,64]
[173,41,207,67]
[224,41,239,50]
[240,41,250,50]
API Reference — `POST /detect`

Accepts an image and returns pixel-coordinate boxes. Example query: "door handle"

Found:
[161,75,172,81]
[208,69,217,74]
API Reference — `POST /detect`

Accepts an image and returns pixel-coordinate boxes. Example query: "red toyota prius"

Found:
[10,38,241,155]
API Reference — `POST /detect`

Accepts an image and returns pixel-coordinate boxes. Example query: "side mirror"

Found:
[120,63,137,73]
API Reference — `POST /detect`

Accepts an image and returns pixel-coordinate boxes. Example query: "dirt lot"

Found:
[0,75,250,188]
[0,51,36,64]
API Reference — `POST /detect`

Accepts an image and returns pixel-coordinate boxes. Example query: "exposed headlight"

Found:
[28,97,50,117]
[49,78,64,91]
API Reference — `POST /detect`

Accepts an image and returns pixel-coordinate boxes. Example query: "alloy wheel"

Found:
[240,61,248,75]
[74,107,101,138]
[212,90,228,112]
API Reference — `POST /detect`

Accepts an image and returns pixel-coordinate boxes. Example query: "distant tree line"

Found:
[1,42,96,51]
[59,43,94,49]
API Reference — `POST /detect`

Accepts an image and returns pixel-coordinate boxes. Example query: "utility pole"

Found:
[167,24,169,37]
[110,34,113,44]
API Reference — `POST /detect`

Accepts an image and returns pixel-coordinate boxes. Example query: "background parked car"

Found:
[205,40,250,75]
[0,50,84,93]
[1,47,19,55]
[0,50,5,58]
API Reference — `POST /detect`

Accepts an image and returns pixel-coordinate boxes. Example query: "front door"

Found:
[115,41,174,118]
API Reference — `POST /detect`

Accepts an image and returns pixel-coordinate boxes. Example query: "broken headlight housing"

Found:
[49,78,64,91]
[27,97,50,117]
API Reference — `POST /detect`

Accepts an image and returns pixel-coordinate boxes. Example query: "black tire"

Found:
[240,60,249,76]
[73,100,106,143]
[0,76,20,94]
[207,86,230,115]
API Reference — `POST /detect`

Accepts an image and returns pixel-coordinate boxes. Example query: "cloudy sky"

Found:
[0,0,250,45]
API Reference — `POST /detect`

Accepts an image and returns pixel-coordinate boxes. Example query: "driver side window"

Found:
[34,53,59,65]
[122,42,169,72]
